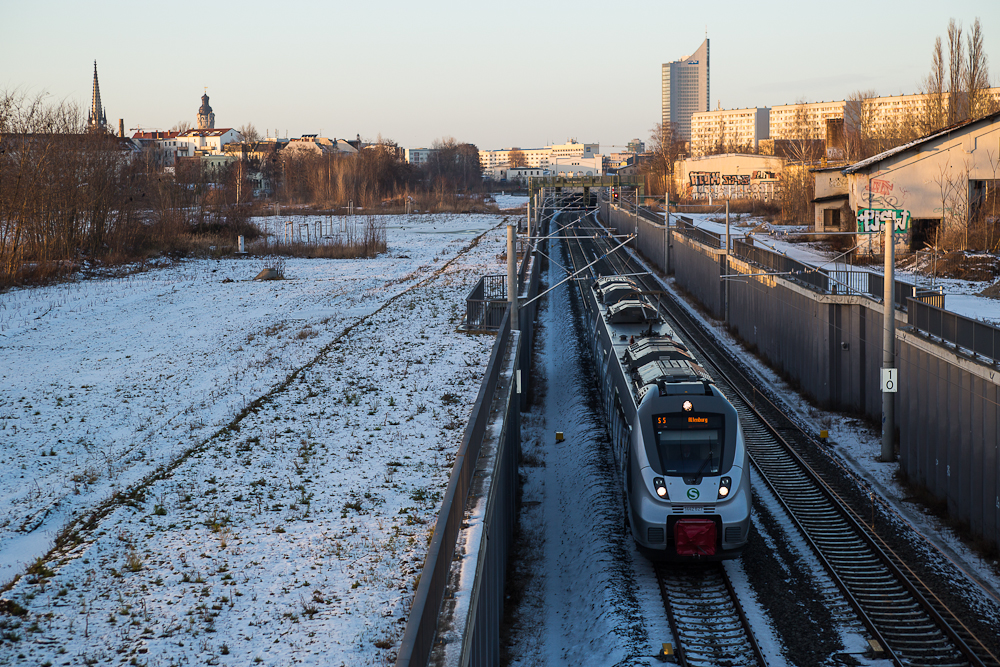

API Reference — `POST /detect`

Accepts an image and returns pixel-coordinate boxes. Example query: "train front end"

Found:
[628,381,751,560]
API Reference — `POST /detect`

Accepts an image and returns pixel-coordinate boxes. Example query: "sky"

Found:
[3,0,1000,152]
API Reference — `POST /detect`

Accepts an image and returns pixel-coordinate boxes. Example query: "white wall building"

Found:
[405,148,436,166]
[173,128,242,157]
[479,140,600,175]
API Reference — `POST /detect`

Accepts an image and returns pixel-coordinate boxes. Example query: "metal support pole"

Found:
[665,194,671,274]
[507,223,519,331]
[725,199,730,323]
[881,216,896,462]
[526,197,532,243]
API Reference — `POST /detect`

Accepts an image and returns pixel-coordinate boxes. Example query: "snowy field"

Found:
[0,213,513,665]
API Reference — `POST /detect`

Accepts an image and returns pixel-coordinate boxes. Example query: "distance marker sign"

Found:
[881,368,898,393]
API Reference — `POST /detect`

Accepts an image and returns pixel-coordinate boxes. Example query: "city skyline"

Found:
[2,0,999,151]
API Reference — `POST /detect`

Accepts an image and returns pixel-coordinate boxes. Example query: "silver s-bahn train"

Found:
[586,275,751,560]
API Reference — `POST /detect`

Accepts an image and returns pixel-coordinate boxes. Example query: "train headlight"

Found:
[653,477,668,499]
[718,477,732,499]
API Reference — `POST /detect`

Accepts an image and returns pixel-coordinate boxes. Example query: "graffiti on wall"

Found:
[860,179,907,210]
[856,207,911,234]
[687,170,780,201]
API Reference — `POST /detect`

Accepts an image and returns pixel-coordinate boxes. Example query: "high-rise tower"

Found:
[197,91,216,129]
[661,38,710,143]
[87,60,107,132]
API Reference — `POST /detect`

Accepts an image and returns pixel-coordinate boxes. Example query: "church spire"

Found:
[88,61,107,131]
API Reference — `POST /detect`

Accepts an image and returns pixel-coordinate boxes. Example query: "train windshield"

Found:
[653,414,725,476]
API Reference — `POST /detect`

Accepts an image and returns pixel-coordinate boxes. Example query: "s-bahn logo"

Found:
[687,488,700,500]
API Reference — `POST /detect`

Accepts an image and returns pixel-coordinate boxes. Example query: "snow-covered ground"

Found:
[493,194,529,210]
[0,214,509,665]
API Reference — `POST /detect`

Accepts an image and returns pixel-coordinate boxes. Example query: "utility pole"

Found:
[507,223,519,331]
[725,199,730,323]
[881,202,896,462]
[664,193,671,274]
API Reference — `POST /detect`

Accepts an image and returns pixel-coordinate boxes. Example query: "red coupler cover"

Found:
[674,518,717,556]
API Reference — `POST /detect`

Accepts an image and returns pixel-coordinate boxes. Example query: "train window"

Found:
[652,413,724,476]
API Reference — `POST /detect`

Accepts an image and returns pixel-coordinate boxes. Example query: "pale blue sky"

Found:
[2,0,999,151]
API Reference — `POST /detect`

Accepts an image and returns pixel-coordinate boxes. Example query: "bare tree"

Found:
[922,36,947,131]
[171,120,192,133]
[642,122,681,196]
[965,17,990,119]
[507,148,527,168]
[947,19,966,123]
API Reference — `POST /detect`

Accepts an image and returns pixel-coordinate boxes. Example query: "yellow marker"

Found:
[555,432,564,442]
[658,643,675,661]
[867,639,885,656]
[819,430,829,440]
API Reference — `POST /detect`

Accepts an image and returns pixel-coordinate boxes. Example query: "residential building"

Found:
[479,140,600,174]
[661,38,710,141]
[690,107,769,157]
[627,138,645,154]
[770,101,846,140]
[405,148,436,166]
[282,135,358,157]
[132,130,180,167]
[173,128,242,158]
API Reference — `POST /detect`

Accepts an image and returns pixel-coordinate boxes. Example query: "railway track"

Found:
[556,205,1000,667]
[655,563,764,667]
[557,210,765,667]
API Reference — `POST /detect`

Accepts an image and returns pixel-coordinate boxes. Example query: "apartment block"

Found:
[690,107,769,157]
[770,101,847,140]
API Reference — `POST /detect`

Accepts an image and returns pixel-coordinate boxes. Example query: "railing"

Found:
[674,218,723,249]
[732,238,829,292]
[732,239,945,310]
[908,299,1000,363]
[465,275,507,330]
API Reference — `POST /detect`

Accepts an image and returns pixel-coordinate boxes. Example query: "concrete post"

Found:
[881,221,896,462]
[664,194,671,275]
[507,223,519,331]
[725,199,730,323]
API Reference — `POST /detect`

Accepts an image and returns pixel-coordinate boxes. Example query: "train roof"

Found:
[633,359,714,403]
[623,338,692,370]
[607,300,658,324]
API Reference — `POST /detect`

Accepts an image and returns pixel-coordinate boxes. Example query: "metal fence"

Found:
[908,299,1000,363]
[465,275,508,330]
[398,233,544,667]
[674,218,723,249]
[395,311,513,667]
[731,239,945,310]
